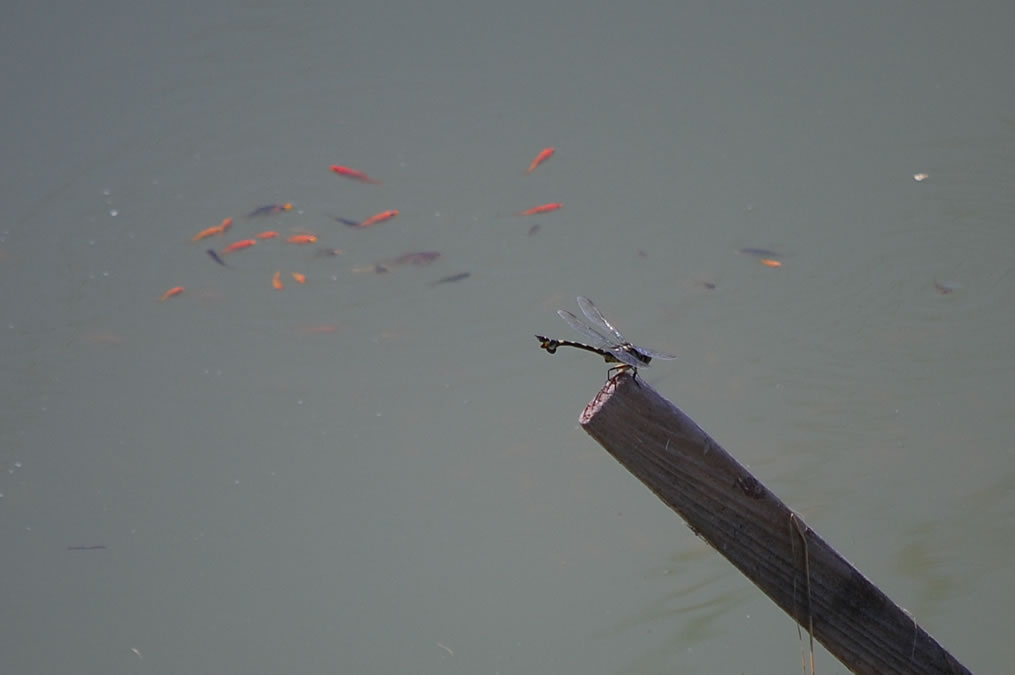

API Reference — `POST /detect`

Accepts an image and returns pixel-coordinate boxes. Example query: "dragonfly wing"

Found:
[557,310,616,349]
[576,296,627,343]
[607,348,647,369]
[634,347,677,360]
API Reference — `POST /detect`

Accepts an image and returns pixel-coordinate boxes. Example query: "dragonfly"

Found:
[535,296,676,377]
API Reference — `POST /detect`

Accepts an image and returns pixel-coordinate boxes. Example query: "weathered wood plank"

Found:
[578,372,970,675]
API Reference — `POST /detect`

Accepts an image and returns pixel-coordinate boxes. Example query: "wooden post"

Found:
[578,372,970,675]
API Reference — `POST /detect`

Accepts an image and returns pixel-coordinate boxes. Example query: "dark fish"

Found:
[429,272,470,287]
[392,251,441,266]
[247,203,293,218]
[206,249,229,267]
[335,217,361,227]
[67,545,107,551]
[314,247,344,258]
[527,224,541,236]
[738,247,781,259]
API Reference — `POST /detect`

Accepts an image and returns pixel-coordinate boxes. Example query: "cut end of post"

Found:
[579,372,626,423]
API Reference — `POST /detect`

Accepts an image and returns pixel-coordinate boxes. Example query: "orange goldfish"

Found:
[160,286,185,301]
[191,217,233,242]
[272,270,284,290]
[358,209,399,228]
[255,231,280,240]
[526,147,555,174]
[291,272,307,284]
[329,165,381,184]
[222,239,257,254]
[517,202,562,216]
[286,234,318,244]
[759,258,783,268]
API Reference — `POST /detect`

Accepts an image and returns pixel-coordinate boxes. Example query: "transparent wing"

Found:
[632,346,677,360]
[576,296,626,343]
[555,310,646,369]
[604,347,648,369]
[556,309,617,349]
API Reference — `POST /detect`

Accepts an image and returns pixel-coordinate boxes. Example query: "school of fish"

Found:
[161,149,789,303]
[161,152,567,302]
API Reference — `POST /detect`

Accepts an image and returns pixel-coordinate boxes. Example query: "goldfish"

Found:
[222,239,257,254]
[517,202,562,216]
[759,258,782,268]
[272,270,284,290]
[247,203,293,217]
[291,272,307,284]
[362,209,399,227]
[160,286,185,301]
[526,147,555,174]
[339,209,399,228]
[287,234,318,244]
[191,217,233,242]
[192,226,221,242]
[255,231,280,240]
[329,165,381,184]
